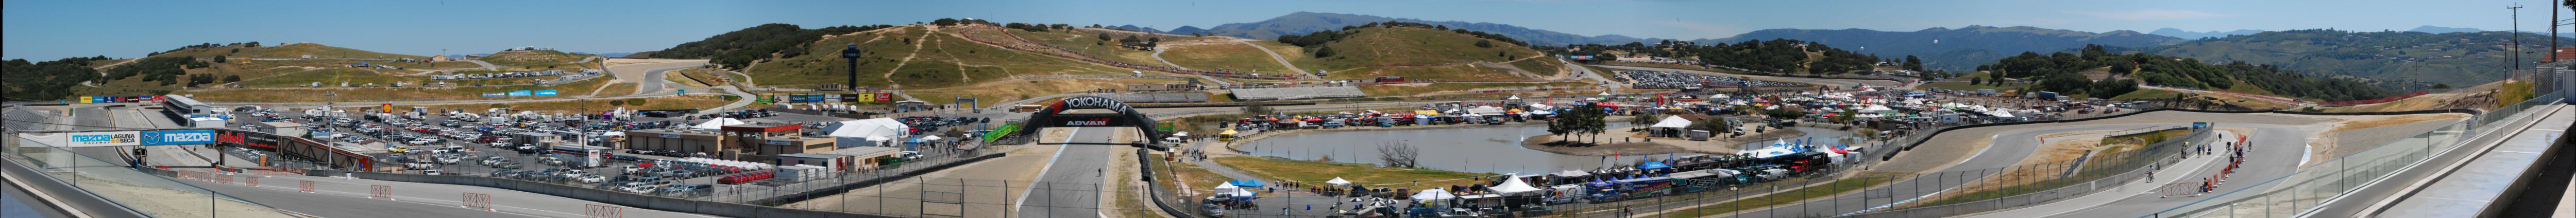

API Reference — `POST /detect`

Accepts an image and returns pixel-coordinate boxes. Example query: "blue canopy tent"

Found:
[1635,161,1671,170]
[1229,179,1266,187]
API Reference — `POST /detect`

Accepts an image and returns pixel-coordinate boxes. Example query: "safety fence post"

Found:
[299,180,316,193]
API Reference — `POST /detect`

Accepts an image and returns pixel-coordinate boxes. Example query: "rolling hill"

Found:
[2140,29,2576,91]
[478,49,592,67]
[2148,28,2266,40]
[1697,25,2187,72]
[1978,45,2396,101]
[2,42,579,101]
[1194,11,1656,46]
[1274,23,1568,81]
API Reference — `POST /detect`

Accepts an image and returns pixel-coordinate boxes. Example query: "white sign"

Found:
[585,149,602,168]
[67,131,141,147]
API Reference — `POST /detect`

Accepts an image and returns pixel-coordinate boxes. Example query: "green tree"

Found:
[1097,33,1112,41]
[1903,55,1923,71]
[931,18,959,26]
[1475,40,1494,48]
[608,100,628,106]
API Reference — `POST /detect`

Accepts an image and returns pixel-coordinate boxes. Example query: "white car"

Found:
[422,169,444,175]
[579,175,606,184]
[620,166,644,173]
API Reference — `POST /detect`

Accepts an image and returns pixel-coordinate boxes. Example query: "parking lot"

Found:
[215,104,1005,204]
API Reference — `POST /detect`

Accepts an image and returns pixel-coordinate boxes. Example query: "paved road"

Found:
[604,60,707,96]
[172,171,718,218]
[1592,65,1903,89]
[1016,127,1119,218]
[1707,123,2224,218]
[1973,124,2307,217]
[1232,41,1318,81]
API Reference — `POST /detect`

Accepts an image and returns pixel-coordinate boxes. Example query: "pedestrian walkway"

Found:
[2376,106,2571,217]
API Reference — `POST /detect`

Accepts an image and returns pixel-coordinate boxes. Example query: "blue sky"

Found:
[4,0,2561,60]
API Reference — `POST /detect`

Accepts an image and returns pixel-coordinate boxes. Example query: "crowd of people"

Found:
[1616,70,1807,89]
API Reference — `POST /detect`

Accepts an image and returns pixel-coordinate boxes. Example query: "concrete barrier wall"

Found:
[1851,124,2214,217]
[308,151,1011,218]
[312,169,911,218]
[742,153,1006,206]
[1880,107,2476,159]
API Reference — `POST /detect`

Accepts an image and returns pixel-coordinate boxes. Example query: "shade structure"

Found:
[1325,177,1351,186]
[1229,179,1266,187]
[1410,189,1458,201]
[1486,175,1543,194]
[1635,161,1672,170]
[1550,170,1591,177]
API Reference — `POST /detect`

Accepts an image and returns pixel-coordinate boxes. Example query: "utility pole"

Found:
[2514,4,2524,79]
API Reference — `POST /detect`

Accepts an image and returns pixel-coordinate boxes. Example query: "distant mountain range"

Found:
[2407,25,2485,33]
[1686,26,2188,72]
[2149,28,2266,39]
[1174,11,1664,46]
[1167,12,2199,72]
[2143,29,2576,91]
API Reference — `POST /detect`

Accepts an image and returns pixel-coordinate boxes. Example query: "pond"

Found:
[1233,123,1858,175]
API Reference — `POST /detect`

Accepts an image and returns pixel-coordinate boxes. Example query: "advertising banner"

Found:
[535,90,560,97]
[824,94,842,102]
[218,131,279,149]
[507,90,533,97]
[483,93,506,98]
[141,130,218,146]
[78,97,93,103]
[840,94,862,102]
[875,93,894,102]
[68,131,141,147]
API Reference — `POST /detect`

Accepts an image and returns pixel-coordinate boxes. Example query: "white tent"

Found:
[1550,170,1592,177]
[826,118,910,148]
[692,118,744,131]
[1410,189,1459,201]
[1486,175,1543,195]
[1744,147,1799,159]
[1326,177,1351,186]
[920,136,943,141]
[1650,116,1693,129]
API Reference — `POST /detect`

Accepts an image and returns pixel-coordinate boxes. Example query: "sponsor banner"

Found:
[1063,118,1113,126]
[218,131,279,149]
[875,93,893,102]
[483,93,506,98]
[823,94,841,102]
[141,130,218,146]
[507,90,533,97]
[77,97,93,103]
[841,94,862,102]
[69,131,141,147]
[535,90,560,97]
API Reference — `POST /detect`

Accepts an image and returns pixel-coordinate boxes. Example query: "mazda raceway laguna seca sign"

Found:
[25,130,222,148]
